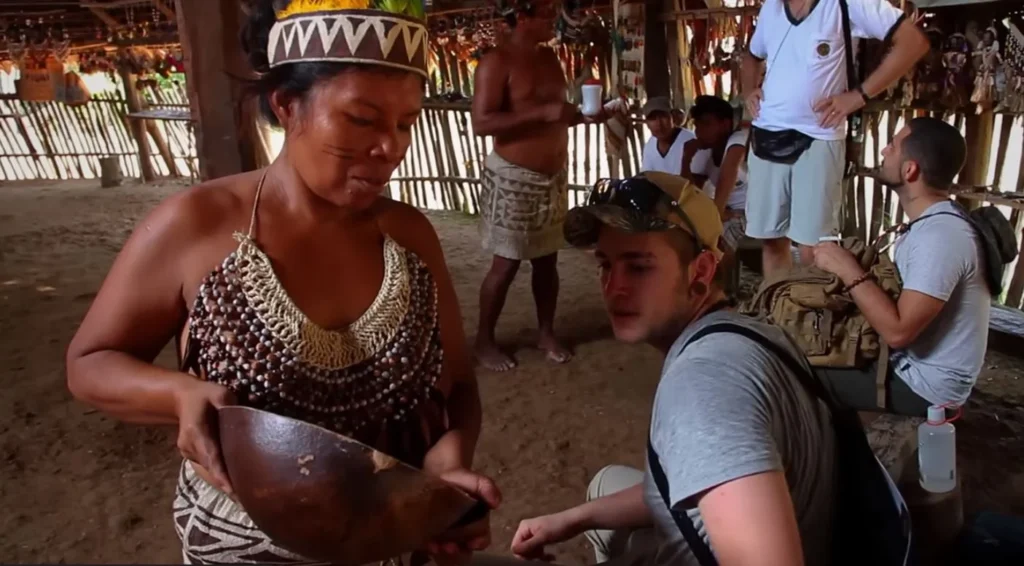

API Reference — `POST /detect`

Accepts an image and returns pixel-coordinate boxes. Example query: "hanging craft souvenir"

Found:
[941,33,971,110]
[970,26,1003,112]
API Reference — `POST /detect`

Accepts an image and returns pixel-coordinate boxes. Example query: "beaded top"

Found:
[179,174,447,466]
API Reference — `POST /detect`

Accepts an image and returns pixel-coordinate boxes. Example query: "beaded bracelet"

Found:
[846,272,873,292]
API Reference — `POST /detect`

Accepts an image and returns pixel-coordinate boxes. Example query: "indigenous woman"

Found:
[65,0,499,563]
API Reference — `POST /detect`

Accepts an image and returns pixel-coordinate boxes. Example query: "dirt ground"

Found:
[1,179,1023,564]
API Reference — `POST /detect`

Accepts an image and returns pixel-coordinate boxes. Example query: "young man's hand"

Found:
[510,509,585,561]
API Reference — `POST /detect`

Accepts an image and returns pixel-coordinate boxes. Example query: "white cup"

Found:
[581,84,603,116]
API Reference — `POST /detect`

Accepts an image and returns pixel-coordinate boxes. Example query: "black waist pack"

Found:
[751,126,815,165]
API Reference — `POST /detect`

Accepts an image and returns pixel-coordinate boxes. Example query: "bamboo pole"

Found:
[19,102,64,179]
[119,70,157,182]
[868,114,884,238]
[991,115,1014,188]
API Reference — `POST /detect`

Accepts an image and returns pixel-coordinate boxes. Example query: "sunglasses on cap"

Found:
[587,176,707,253]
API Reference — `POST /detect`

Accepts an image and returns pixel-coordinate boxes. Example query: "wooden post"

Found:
[643,0,671,98]
[175,0,261,180]
[956,111,994,211]
[119,69,157,182]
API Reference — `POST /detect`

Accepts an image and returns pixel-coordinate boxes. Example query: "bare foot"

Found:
[538,334,573,364]
[475,340,517,372]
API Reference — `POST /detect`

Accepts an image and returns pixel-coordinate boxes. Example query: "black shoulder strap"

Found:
[838,0,857,91]
[647,441,718,566]
[647,322,834,566]
[906,209,967,229]
[686,323,838,411]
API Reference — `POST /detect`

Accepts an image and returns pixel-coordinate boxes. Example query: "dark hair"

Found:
[902,117,967,190]
[240,0,354,128]
[689,95,735,123]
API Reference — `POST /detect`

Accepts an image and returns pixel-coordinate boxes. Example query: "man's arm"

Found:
[812,240,955,349]
[697,471,804,566]
[712,144,747,214]
[849,283,945,349]
[740,51,764,97]
[859,19,930,99]
[569,483,652,531]
[470,52,556,137]
[681,139,709,187]
[510,484,651,559]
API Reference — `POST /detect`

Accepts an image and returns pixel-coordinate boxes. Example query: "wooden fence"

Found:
[0,78,198,183]
[1,79,1023,308]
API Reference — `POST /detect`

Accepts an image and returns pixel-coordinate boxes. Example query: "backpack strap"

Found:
[647,441,719,566]
[838,0,863,179]
[682,323,838,411]
[647,322,836,566]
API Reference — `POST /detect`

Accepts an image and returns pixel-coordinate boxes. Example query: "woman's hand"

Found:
[174,379,236,495]
[511,510,585,561]
[424,468,502,566]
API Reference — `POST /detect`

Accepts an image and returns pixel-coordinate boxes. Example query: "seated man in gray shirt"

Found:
[509,172,837,565]
[812,118,990,415]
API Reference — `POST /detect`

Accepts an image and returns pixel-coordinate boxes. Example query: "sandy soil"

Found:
[1,179,1023,564]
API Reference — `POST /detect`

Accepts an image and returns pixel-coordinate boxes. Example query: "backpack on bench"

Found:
[738,237,903,369]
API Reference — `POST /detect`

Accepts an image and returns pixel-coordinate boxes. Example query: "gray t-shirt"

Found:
[643,311,836,566]
[890,200,991,406]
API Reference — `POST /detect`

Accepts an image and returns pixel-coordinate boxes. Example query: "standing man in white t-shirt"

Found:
[740,0,929,276]
[640,97,699,175]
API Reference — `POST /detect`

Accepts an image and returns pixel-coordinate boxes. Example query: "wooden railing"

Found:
[1,85,1023,309]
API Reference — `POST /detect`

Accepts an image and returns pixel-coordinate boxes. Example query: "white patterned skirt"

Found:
[478,152,568,261]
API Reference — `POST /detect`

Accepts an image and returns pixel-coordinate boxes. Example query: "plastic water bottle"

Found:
[918,405,957,494]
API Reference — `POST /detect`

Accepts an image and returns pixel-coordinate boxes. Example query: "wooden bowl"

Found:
[218,406,486,565]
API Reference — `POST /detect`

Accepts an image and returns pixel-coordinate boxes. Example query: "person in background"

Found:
[65,0,497,563]
[472,0,605,371]
[511,172,836,566]
[683,95,750,258]
[740,0,930,277]
[640,96,703,175]
[812,117,990,415]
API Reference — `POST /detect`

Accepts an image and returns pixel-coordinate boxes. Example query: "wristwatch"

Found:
[855,85,870,102]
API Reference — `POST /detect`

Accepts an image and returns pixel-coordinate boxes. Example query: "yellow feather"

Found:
[276,0,371,19]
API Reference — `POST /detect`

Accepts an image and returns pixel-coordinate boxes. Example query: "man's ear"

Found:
[903,159,921,184]
[689,249,718,291]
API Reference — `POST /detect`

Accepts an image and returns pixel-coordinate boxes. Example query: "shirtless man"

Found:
[472,0,600,371]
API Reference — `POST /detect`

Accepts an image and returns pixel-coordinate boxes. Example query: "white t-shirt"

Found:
[693,128,749,211]
[890,201,991,406]
[749,0,904,140]
[641,128,704,175]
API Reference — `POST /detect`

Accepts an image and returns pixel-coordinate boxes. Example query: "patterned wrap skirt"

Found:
[478,152,569,261]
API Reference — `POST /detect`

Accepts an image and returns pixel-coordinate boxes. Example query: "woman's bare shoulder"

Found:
[136,172,258,247]
[374,199,444,262]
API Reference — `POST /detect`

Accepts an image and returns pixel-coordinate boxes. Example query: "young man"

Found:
[683,95,750,254]
[472,0,605,371]
[812,117,990,413]
[740,0,929,276]
[639,97,701,175]
[510,172,836,565]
